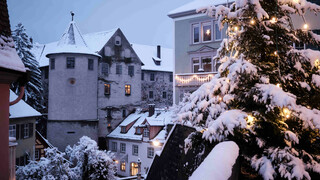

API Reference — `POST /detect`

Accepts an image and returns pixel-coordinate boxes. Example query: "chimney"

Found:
[148,104,155,117]
[157,45,161,59]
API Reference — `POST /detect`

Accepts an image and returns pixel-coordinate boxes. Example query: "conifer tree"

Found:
[11,23,43,112]
[178,0,320,179]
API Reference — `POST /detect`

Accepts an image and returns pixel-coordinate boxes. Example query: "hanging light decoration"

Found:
[250,19,255,25]
[270,17,277,24]
[175,74,214,84]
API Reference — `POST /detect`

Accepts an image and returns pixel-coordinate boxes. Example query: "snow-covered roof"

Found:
[168,0,234,17]
[145,117,165,126]
[107,109,174,141]
[131,44,173,72]
[45,21,100,58]
[9,90,41,119]
[189,141,239,180]
[32,29,173,72]
[0,35,26,72]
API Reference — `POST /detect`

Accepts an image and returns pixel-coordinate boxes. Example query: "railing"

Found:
[175,72,217,87]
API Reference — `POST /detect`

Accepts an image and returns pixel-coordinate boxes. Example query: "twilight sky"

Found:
[7,0,193,48]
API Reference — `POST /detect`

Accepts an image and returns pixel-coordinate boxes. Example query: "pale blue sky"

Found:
[8,0,193,48]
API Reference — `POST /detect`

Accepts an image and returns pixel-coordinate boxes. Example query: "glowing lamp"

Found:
[247,115,254,124]
[270,17,277,24]
[115,160,119,164]
[274,51,278,56]
[250,19,255,25]
[152,140,160,147]
[276,83,281,88]
[283,108,291,119]
[303,23,309,30]
[206,29,211,35]
[234,26,239,31]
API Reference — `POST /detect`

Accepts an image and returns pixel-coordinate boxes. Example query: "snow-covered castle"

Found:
[33,16,173,150]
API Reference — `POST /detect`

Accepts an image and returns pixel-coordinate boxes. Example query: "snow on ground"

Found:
[0,35,26,72]
[9,90,41,118]
[189,141,239,180]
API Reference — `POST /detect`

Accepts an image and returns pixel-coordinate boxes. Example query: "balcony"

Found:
[175,72,217,87]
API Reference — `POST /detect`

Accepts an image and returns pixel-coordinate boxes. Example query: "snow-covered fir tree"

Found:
[177,0,320,179]
[11,23,43,112]
[16,136,116,180]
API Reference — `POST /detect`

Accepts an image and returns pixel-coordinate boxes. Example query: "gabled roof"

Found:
[0,0,25,72]
[107,108,174,141]
[32,29,173,72]
[9,90,41,118]
[46,21,100,58]
[168,0,234,18]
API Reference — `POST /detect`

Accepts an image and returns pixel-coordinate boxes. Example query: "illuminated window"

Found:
[130,162,139,176]
[66,57,75,69]
[192,24,200,43]
[125,84,131,95]
[202,22,212,42]
[132,145,138,156]
[120,162,126,171]
[147,147,154,158]
[104,84,110,95]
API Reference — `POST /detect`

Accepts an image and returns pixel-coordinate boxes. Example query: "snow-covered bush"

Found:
[178,0,320,179]
[16,136,116,180]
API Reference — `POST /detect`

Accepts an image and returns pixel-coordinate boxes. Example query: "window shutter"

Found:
[20,124,24,139]
[16,124,20,140]
[29,123,33,138]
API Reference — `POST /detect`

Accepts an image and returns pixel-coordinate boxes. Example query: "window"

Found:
[163,92,167,99]
[150,73,155,81]
[24,123,29,138]
[136,128,142,134]
[121,126,126,133]
[50,58,55,70]
[202,57,212,72]
[120,162,126,171]
[128,65,134,76]
[104,84,110,95]
[141,72,144,80]
[66,57,75,69]
[120,143,126,153]
[122,109,126,118]
[132,145,138,156]
[101,63,109,74]
[9,124,16,138]
[202,22,212,42]
[149,91,154,99]
[107,108,112,118]
[192,58,200,73]
[192,24,200,43]
[169,74,173,82]
[111,142,117,152]
[88,59,94,70]
[125,85,131,95]
[214,22,222,40]
[116,64,122,74]
[143,128,149,137]
[35,150,40,160]
[147,147,154,158]
[130,162,139,176]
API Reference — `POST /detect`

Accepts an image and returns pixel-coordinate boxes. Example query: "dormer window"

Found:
[143,128,149,137]
[115,36,121,46]
[136,127,142,135]
[121,126,126,133]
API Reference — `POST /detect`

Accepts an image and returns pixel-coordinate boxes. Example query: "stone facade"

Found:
[141,70,173,108]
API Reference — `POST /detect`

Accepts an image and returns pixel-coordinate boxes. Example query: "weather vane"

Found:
[70,11,75,21]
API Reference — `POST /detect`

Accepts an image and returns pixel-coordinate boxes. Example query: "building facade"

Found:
[32,18,173,151]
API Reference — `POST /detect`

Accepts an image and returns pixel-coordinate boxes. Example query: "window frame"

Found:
[50,58,55,70]
[149,91,154,99]
[143,128,149,137]
[150,73,155,81]
[190,54,217,73]
[88,59,94,70]
[24,123,29,138]
[202,21,212,42]
[35,149,40,160]
[147,147,154,158]
[120,161,126,172]
[214,21,222,41]
[169,74,173,82]
[192,23,200,44]
[163,91,167,99]
[132,145,139,156]
[192,57,200,73]
[121,126,126,133]
[141,72,144,80]
[101,63,109,75]
[111,142,117,152]
[120,143,126,153]
[125,84,131,96]
[66,57,75,69]
[9,124,16,138]
[116,64,122,75]
[128,65,134,76]
[104,83,111,95]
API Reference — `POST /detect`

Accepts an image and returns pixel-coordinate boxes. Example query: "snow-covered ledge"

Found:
[189,141,239,180]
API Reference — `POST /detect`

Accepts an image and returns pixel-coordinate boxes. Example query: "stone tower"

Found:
[46,15,100,150]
